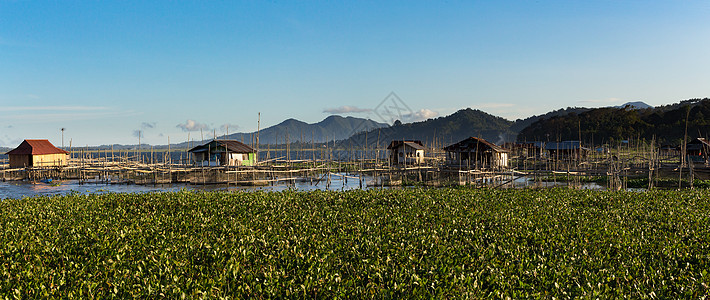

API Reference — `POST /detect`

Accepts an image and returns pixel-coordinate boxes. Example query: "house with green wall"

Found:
[188,140,256,166]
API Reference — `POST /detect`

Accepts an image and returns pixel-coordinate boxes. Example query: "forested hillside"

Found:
[517,98,710,145]
[339,108,515,148]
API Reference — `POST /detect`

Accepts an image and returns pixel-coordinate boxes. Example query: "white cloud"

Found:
[220,123,239,133]
[0,134,23,147]
[0,106,109,112]
[176,119,210,132]
[323,106,373,114]
[403,109,439,122]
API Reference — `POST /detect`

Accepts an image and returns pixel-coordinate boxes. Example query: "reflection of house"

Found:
[189,140,256,166]
[6,139,69,168]
[686,138,710,162]
[387,140,425,165]
[444,137,508,169]
[686,138,710,155]
[545,141,589,159]
[659,144,677,152]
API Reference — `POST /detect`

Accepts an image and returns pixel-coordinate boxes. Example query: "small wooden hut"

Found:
[189,140,256,166]
[387,140,425,165]
[444,137,509,169]
[6,139,69,168]
[686,137,710,162]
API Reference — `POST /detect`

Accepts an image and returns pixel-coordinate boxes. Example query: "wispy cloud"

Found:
[132,130,142,138]
[0,106,110,112]
[0,135,23,148]
[176,119,210,132]
[220,123,239,133]
[402,109,439,123]
[323,106,373,114]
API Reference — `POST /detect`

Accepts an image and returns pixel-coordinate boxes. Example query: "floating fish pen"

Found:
[2,135,707,191]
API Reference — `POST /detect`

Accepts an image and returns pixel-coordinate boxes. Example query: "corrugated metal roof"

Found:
[387,140,424,150]
[6,139,69,155]
[189,140,255,154]
[217,140,255,153]
[443,137,508,153]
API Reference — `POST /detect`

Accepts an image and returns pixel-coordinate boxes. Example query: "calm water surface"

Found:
[0,173,372,199]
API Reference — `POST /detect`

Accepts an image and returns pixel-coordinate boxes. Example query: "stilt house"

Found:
[6,139,69,168]
[189,140,256,166]
[686,137,710,162]
[444,137,509,169]
[387,140,425,165]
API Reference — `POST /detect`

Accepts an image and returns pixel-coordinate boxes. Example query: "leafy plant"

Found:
[1,188,708,298]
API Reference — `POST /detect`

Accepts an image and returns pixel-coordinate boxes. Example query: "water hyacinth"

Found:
[0,188,709,298]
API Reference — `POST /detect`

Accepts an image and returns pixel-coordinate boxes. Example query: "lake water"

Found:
[0,173,373,199]
[1,175,610,200]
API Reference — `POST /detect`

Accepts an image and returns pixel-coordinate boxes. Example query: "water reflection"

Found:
[0,173,373,199]
[1,175,614,200]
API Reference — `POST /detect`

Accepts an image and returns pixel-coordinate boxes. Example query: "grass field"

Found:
[1,188,708,298]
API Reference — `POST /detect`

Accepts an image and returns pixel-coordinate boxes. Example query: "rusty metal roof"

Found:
[6,139,69,155]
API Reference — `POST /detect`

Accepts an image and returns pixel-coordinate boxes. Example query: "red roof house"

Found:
[6,139,69,168]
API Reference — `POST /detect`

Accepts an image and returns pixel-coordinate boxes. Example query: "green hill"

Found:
[338,108,515,148]
[517,98,710,145]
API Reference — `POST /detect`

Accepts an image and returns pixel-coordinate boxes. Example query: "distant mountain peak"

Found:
[221,115,388,144]
[614,101,652,110]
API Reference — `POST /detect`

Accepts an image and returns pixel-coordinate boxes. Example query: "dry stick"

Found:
[256,112,261,165]
[680,105,690,189]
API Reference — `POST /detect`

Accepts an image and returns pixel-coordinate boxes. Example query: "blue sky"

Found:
[1,1,709,147]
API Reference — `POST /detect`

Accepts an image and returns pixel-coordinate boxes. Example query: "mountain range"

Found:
[337,108,516,149]
[221,115,388,145]
[335,101,674,148]
[27,99,710,152]
[162,115,387,150]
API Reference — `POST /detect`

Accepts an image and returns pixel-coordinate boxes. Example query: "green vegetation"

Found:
[1,188,709,298]
[518,98,710,145]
